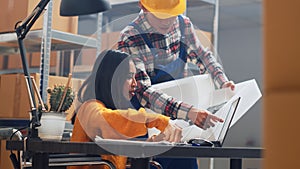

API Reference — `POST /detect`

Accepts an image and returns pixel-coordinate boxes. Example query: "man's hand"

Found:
[187,107,224,129]
[222,81,235,91]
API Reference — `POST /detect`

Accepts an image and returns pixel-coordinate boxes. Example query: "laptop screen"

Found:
[215,97,240,146]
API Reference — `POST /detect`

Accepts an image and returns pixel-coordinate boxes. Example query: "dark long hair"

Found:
[77,50,132,110]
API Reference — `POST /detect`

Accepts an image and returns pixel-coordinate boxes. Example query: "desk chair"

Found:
[2,126,115,169]
[23,154,116,169]
[21,127,161,169]
[21,154,162,169]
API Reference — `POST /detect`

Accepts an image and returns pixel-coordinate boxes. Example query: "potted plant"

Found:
[38,74,75,141]
[47,84,75,113]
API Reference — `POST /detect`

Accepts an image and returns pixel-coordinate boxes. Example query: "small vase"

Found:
[38,111,66,141]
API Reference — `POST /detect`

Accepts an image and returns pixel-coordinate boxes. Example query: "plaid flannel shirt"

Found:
[118,11,229,119]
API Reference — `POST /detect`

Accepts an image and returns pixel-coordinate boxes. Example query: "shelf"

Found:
[0,29,97,55]
[0,0,216,56]
[0,67,58,75]
[197,0,215,5]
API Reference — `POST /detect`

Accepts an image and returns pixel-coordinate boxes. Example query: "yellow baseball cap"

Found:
[140,0,186,19]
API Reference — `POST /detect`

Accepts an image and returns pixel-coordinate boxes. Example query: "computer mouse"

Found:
[188,138,213,147]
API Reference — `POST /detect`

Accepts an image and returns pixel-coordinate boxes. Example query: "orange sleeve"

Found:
[101,107,169,137]
[139,108,170,132]
[77,100,170,139]
[101,108,148,138]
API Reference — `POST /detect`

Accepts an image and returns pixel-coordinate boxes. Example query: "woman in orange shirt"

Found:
[69,50,181,169]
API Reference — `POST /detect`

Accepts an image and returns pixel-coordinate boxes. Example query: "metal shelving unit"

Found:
[0,30,97,56]
[0,29,97,100]
[0,0,219,100]
[0,29,97,74]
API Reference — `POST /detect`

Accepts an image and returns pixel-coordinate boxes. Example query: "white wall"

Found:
[190,1,263,169]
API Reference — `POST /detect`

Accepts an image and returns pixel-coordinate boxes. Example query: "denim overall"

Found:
[130,15,198,169]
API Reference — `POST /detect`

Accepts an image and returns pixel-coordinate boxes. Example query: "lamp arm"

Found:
[16,0,50,39]
[15,0,50,138]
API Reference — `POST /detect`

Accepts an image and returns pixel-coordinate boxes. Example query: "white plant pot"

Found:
[38,112,66,141]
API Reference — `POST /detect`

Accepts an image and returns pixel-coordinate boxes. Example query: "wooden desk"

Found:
[6,140,263,169]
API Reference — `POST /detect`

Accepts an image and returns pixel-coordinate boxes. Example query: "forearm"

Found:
[137,85,192,119]
[186,19,229,88]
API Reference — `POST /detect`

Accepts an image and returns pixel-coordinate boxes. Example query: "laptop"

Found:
[187,97,241,147]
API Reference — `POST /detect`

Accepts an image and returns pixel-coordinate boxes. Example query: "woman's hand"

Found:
[162,122,182,143]
[149,122,182,143]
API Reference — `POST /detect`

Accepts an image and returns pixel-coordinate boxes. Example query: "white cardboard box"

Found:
[149,74,262,141]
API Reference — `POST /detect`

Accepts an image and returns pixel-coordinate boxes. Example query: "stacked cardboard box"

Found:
[0,140,14,169]
[0,0,78,70]
[0,73,83,169]
[0,0,78,33]
[0,73,83,120]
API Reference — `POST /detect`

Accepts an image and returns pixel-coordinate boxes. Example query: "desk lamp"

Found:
[15,0,111,139]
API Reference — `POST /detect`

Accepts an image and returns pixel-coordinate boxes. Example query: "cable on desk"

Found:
[9,126,27,169]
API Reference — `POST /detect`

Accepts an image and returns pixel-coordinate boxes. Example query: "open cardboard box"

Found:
[149,74,262,141]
